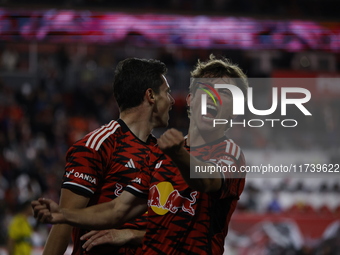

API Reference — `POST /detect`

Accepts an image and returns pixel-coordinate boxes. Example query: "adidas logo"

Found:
[124,158,136,168]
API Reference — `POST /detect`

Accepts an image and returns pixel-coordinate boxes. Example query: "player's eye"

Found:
[219,89,231,96]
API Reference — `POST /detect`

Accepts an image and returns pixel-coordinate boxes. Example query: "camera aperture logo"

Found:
[201,84,312,128]
[198,82,223,114]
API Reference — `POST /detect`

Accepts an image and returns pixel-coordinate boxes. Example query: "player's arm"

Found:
[42,189,90,255]
[158,128,221,193]
[79,178,150,251]
[32,191,147,229]
[80,228,145,252]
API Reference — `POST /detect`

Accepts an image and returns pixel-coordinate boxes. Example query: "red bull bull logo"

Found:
[148,182,197,216]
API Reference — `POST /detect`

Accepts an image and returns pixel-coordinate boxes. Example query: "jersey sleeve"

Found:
[209,141,246,200]
[218,152,246,200]
[61,139,109,197]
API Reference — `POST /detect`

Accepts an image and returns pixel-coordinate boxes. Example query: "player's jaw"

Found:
[193,96,231,136]
[157,99,173,128]
[201,101,218,123]
[153,80,174,128]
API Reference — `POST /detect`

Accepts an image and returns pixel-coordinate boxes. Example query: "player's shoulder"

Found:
[222,138,243,161]
[73,120,122,151]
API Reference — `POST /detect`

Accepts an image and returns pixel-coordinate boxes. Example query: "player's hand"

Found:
[158,128,185,156]
[80,229,134,251]
[31,198,65,224]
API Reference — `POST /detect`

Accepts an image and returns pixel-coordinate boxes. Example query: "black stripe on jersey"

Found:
[124,186,148,200]
[62,183,93,197]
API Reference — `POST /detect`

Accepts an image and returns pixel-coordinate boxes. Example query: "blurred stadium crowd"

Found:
[0,1,340,254]
[1,42,339,254]
[2,0,339,20]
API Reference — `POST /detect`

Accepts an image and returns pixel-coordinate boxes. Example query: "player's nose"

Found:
[170,94,175,105]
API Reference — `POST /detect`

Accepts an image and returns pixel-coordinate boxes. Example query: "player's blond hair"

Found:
[190,54,248,97]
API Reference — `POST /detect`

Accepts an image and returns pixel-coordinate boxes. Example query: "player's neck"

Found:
[120,109,153,143]
[187,124,225,147]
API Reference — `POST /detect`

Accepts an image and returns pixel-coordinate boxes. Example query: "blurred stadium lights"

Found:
[0,8,339,51]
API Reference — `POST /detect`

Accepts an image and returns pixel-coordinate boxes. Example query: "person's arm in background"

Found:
[42,188,90,255]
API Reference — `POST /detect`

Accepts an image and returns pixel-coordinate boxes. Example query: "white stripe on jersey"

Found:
[235,144,241,159]
[128,158,136,168]
[225,139,241,160]
[126,185,146,194]
[85,120,116,148]
[225,141,231,153]
[231,142,236,156]
[85,121,120,150]
[219,159,235,165]
[63,182,94,194]
[94,124,120,151]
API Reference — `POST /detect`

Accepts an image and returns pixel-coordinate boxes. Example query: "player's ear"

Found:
[186,93,192,107]
[146,88,156,104]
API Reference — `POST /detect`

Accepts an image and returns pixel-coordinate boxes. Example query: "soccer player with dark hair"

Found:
[33,54,247,255]
[42,57,174,255]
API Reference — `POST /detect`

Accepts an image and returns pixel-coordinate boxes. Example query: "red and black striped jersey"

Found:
[61,119,159,255]
[125,136,246,255]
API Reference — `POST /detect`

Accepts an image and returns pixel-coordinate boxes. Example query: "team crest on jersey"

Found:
[148,182,197,216]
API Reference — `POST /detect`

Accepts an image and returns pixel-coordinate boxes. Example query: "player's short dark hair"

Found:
[190,54,248,97]
[113,58,167,111]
